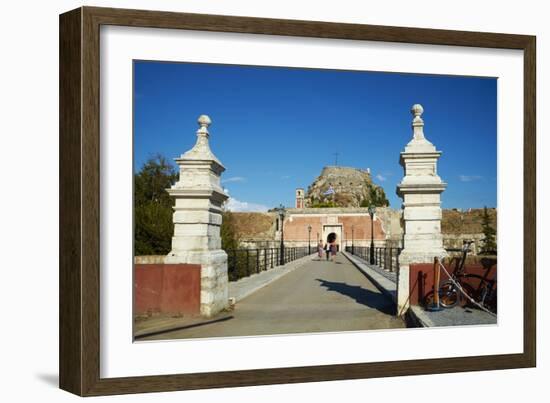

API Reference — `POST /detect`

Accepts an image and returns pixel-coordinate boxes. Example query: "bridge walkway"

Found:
[140,253,405,340]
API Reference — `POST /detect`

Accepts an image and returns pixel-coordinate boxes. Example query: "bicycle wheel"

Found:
[423,290,436,307]
[438,281,459,308]
[424,281,459,309]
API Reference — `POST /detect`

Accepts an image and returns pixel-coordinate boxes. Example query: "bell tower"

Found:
[295,188,305,209]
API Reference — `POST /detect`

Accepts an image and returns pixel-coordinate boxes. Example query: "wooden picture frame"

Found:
[59,6,536,396]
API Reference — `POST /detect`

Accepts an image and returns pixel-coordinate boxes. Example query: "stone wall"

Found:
[443,233,487,254]
[134,255,166,264]
[226,206,496,255]
[283,210,386,248]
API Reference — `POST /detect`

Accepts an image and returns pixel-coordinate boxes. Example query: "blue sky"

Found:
[134,61,497,211]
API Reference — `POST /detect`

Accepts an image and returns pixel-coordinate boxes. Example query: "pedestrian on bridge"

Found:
[324,242,331,261]
[330,242,338,262]
[317,240,324,259]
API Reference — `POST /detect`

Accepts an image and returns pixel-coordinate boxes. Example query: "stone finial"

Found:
[411,103,425,140]
[411,103,424,118]
[179,114,223,167]
[197,114,211,136]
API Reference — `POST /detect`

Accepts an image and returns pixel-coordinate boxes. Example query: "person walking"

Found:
[317,240,324,260]
[324,241,331,261]
[330,241,338,262]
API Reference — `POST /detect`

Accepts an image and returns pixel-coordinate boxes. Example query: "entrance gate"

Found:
[322,224,342,251]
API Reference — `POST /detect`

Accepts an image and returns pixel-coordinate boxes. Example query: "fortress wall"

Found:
[228,208,496,253]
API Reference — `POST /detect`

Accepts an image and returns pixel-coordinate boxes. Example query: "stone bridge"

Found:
[135,252,404,340]
[135,104,451,336]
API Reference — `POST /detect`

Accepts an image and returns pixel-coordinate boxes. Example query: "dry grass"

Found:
[442,208,497,234]
[231,212,274,239]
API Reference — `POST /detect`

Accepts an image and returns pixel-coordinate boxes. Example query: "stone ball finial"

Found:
[197,114,212,128]
[411,104,424,118]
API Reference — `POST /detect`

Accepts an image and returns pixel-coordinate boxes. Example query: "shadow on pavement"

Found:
[315,278,395,315]
[134,315,234,340]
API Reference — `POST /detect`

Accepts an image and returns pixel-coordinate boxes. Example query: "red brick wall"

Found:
[284,216,323,242]
[134,264,201,315]
[338,216,385,240]
[408,258,497,307]
[283,215,385,242]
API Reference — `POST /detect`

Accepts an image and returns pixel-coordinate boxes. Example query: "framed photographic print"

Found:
[59,6,536,396]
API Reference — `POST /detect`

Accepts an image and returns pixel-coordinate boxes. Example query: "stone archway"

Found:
[323,225,342,251]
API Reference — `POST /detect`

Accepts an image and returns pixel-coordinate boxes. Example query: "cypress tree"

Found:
[480,206,497,254]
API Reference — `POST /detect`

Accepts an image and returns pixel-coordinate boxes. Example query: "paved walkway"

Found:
[343,251,397,303]
[409,304,497,327]
[139,254,405,341]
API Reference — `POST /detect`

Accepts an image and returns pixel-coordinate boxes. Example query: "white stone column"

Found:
[165,115,229,317]
[396,104,447,315]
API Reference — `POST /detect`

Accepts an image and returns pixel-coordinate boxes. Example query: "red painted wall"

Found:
[134,264,201,315]
[408,257,497,308]
[284,215,385,242]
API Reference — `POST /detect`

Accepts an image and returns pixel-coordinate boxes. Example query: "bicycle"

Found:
[424,241,497,314]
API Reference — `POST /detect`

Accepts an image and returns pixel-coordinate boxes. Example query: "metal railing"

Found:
[345,246,402,274]
[226,246,310,282]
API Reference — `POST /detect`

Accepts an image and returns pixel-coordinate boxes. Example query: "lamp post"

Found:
[275,204,286,266]
[307,225,312,255]
[368,205,376,264]
[351,225,355,255]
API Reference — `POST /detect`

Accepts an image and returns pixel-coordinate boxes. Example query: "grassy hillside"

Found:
[442,208,497,234]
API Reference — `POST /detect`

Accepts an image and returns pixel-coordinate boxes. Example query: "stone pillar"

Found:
[165,115,229,317]
[396,104,447,315]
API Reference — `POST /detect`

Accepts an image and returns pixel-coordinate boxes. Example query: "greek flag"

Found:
[323,186,335,196]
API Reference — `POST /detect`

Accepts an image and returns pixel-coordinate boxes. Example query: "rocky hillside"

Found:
[305,166,389,208]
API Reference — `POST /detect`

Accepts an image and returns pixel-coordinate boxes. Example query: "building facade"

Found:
[280,207,402,249]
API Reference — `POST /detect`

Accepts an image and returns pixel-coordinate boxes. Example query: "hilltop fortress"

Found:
[298,166,389,209]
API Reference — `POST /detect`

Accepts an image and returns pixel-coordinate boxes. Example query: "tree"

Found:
[220,210,241,250]
[220,209,247,281]
[360,186,389,207]
[309,200,336,208]
[134,154,178,255]
[134,154,177,206]
[480,206,497,254]
[134,202,174,255]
